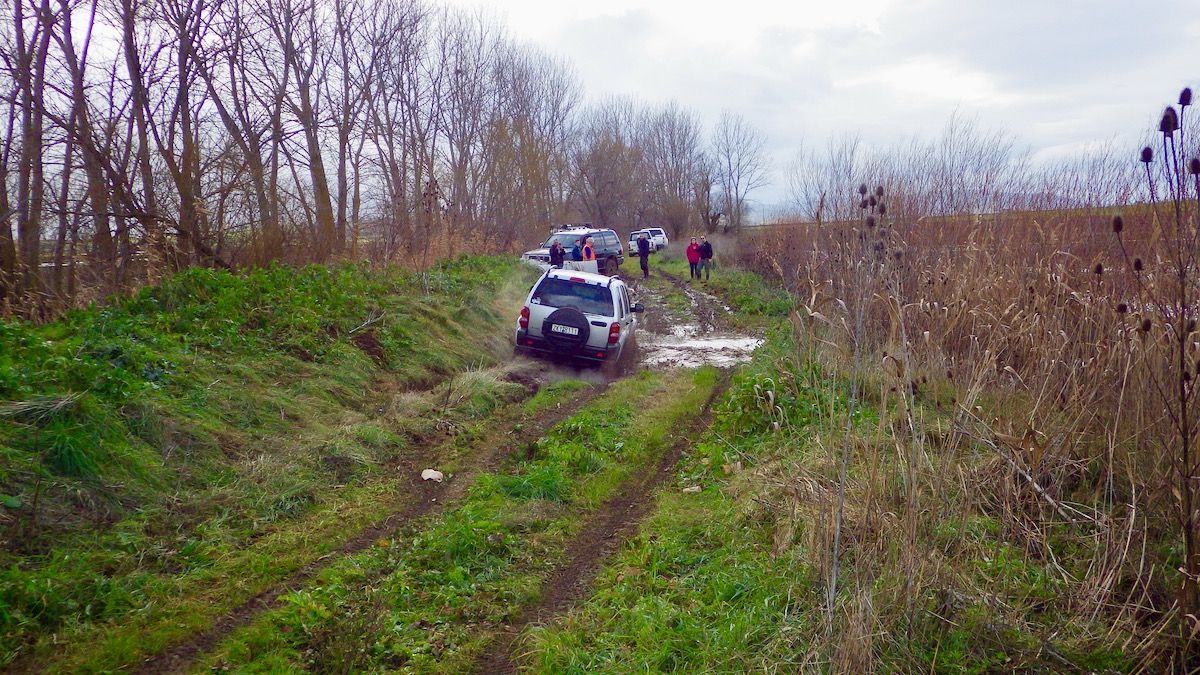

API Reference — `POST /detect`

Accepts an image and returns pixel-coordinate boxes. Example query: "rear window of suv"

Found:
[531,278,615,316]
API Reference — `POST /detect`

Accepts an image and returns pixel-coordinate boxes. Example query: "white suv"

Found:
[515,268,643,364]
[628,228,668,253]
[646,228,668,250]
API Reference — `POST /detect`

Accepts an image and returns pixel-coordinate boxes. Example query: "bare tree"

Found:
[641,101,705,238]
[571,98,645,229]
[712,109,768,231]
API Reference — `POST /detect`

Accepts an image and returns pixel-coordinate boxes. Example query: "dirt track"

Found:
[134,382,604,675]
[131,266,757,673]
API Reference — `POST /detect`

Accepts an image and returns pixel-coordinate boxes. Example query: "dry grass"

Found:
[735,191,1198,667]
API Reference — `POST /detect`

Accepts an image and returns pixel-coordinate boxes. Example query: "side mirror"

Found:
[632,303,644,313]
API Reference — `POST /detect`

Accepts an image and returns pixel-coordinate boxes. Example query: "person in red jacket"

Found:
[685,237,702,279]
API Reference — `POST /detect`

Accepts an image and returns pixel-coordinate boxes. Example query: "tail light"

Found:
[519,306,530,330]
[608,322,620,345]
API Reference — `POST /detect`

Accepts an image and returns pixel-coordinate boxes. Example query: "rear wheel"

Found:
[604,257,618,276]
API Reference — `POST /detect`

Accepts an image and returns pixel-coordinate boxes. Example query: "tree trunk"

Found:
[119,0,163,279]
[60,0,115,290]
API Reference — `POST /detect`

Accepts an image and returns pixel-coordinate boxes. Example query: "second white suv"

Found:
[646,228,669,251]
[628,228,668,253]
[514,268,643,364]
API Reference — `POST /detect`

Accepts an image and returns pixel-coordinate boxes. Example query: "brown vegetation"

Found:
[738,88,1200,668]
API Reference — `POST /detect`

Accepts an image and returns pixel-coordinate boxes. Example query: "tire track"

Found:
[473,373,730,674]
[134,384,607,675]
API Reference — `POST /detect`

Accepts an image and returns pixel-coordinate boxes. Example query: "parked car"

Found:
[628,228,668,254]
[521,226,624,275]
[627,229,651,255]
[646,227,669,251]
[514,268,643,365]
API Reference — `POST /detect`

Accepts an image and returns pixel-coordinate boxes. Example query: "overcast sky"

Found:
[439,0,1200,213]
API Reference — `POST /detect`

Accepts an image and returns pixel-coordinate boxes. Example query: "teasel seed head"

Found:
[1190,157,1200,175]
[1181,87,1193,107]
[1112,215,1123,233]
[878,203,887,215]
[875,186,884,197]
[860,199,869,210]
[868,196,877,207]
[1094,263,1104,275]
[1134,258,1143,272]
[1141,146,1154,163]
[1117,302,1128,314]
[866,216,876,227]
[858,183,868,195]
[1189,319,1197,333]
[1161,106,1179,135]
[1141,318,1152,332]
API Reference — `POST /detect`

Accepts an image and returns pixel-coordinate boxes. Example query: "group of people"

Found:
[685,236,714,280]
[545,231,714,282]
[547,236,595,268]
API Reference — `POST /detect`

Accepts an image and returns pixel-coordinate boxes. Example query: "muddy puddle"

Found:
[629,277,762,370]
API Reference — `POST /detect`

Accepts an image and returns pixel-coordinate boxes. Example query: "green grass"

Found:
[0,256,542,669]
[525,478,806,673]
[655,257,792,330]
[197,367,719,673]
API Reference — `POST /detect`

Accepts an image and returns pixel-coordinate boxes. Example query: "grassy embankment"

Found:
[195,366,719,672]
[524,258,1132,672]
[0,257,564,669]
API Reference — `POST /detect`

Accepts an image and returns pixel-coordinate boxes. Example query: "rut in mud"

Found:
[133,382,605,675]
[473,372,730,674]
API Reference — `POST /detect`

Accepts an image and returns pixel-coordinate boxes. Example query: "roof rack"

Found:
[551,222,594,232]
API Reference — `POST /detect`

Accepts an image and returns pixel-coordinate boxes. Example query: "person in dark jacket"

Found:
[571,239,583,261]
[548,241,565,268]
[698,236,714,281]
[637,233,651,278]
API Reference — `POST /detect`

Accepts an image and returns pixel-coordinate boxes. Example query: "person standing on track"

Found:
[698,235,714,281]
[571,238,583,261]
[686,237,701,280]
[582,236,597,262]
[549,240,565,268]
[637,232,651,278]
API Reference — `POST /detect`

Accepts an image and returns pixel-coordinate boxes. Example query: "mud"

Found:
[625,273,762,370]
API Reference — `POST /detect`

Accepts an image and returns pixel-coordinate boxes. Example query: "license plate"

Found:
[550,324,579,336]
